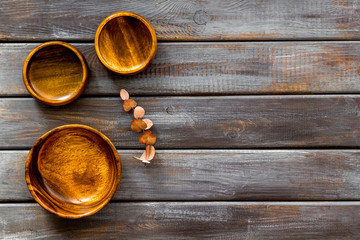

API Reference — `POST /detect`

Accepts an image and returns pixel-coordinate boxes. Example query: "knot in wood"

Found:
[166,105,176,115]
[227,130,238,139]
[193,10,209,25]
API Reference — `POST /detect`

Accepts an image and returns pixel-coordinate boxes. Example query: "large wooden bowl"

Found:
[95,12,157,75]
[23,41,88,106]
[25,125,121,219]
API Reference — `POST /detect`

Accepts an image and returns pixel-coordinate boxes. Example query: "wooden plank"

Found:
[0,96,359,148]
[2,42,360,96]
[1,202,360,239]
[1,150,360,201]
[1,0,360,41]
[0,96,359,149]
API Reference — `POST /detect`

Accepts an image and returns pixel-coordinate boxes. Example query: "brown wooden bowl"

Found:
[25,124,121,219]
[23,41,88,106]
[95,12,157,75]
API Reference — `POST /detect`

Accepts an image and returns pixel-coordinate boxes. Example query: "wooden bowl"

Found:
[23,41,88,106]
[25,124,121,219]
[95,12,157,75]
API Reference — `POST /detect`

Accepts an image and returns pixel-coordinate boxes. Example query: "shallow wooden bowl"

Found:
[25,124,121,219]
[95,12,157,75]
[23,41,88,106]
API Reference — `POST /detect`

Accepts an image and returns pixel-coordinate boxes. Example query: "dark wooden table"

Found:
[1,0,360,239]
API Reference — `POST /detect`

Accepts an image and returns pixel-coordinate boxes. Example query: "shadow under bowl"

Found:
[95,11,157,75]
[23,41,88,106]
[25,124,121,219]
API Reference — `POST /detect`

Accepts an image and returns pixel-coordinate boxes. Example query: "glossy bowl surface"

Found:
[25,124,121,219]
[95,12,157,75]
[23,41,88,106]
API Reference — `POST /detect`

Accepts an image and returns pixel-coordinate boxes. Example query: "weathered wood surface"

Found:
[1,202,360,239]
[0,96,358,148]
[1,0,360,41]
[1,150,360,201]
[2,42,360,96]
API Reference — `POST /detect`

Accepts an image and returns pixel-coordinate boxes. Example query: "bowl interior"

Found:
[26,126,120,218]
[26,44,84,102]
[98,15,154,73]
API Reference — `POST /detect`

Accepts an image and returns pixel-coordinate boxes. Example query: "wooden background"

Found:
[1,0,360,239]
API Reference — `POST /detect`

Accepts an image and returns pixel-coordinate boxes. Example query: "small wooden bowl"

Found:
[23,41,88,106]
[25,124,121,219]
[95,12,157,75]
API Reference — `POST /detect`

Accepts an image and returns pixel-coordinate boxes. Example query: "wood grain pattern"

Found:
[2,42,360,96]
[1,0,359,237]
[95,12,157,75]
[23,41,88,106]
[25,125,121,218]
[1,0,360,41]
[0,96,358,148]
[1,202,360,239]
[1,150,360,201]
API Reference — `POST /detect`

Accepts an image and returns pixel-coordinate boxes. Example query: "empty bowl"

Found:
[25,124,121,218]
[23,41,88,106]
[95,12,157,75]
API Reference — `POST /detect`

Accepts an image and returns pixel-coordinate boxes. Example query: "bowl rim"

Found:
[22,41,89,106]
[94,11,157,75]
[25,124,121,219]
